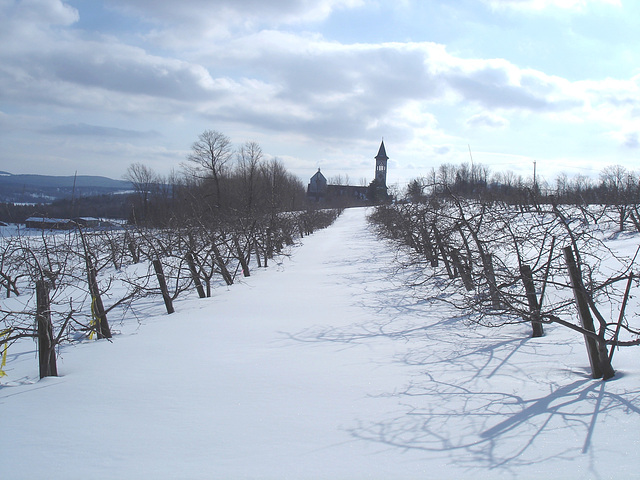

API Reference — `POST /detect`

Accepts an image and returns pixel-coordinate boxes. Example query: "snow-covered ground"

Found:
[2,207,639,479]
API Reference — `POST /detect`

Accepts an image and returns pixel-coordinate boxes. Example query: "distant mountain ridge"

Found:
[0,172,133,203]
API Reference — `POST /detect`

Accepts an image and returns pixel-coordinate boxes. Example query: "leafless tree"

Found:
[600,164,633,231]
[369,184,640,380]
[124,162,159,223]
[236,141,263,217]
[183,130,233,208]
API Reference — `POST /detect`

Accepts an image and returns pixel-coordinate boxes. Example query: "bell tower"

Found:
[374,139,388,188]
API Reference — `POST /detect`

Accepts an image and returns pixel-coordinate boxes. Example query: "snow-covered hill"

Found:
[0,172,132,203]
[1,207,639,479]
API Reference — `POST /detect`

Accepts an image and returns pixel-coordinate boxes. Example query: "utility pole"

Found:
[468,144,474,184]
[71,170,78,218]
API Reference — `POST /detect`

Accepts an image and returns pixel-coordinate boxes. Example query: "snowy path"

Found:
[2,207,640,479]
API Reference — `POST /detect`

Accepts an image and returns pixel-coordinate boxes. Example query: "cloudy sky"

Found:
[2,0,639,187]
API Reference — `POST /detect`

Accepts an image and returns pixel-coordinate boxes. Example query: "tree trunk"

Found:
[520,264,544,337]
[457,222,500,309]
[630,210,640,233]
[450,249,474,291]
[432,224,454,279]
[87,264,112,339]
[564,246,615,380]
[186,252,206,298]
[484,253,502,310]
[233,237,250,277]
[126,234,140,263]
[153,259,175,314]
[36,279,57,379]
[420,227,438,267]
[265,228,274,260]
[211,244,234,285]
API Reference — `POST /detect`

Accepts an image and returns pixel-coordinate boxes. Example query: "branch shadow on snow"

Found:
[349,374,640,473]
[283,246,640,474]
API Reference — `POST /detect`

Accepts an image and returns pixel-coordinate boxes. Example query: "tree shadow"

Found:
[283,253,640,474]
[283,225,640,474]
[348,374,640,473]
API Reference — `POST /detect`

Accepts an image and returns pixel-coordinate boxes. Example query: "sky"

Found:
[2,0,640,188]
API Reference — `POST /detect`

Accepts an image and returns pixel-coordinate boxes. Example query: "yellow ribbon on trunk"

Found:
[0,329,9,377]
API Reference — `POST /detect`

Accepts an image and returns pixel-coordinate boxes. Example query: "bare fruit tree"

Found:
[369,184,640,380]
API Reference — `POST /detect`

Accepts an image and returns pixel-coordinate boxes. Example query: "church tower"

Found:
[374,139,388,188]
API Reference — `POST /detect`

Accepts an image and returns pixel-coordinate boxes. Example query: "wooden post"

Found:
[36,279,57,378]
[520,264,544,337]
[564,246,615,380]
[153,259,175,314]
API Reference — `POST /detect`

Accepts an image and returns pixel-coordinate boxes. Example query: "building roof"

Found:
[375,140,388,161]
[310,168,326,182]
[25,217,73,224]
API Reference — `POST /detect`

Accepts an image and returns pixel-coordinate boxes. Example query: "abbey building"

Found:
[307,140,389,204]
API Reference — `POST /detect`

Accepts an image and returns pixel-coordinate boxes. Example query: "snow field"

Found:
[1,207,640,479]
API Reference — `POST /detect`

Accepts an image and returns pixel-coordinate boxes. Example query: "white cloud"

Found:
[441,56,583,112]
[0,5,596,161]
[622,131,640,149]
[466,113,510,129]
[13,0,78,26]
[109,0,364,24]
[107,0,365,48]
[42,123,161,138]
[2,0,639,181]
[572,75,640,149]
[483,0,621,11]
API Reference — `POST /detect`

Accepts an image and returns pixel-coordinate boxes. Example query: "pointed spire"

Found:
[376,139,388,160]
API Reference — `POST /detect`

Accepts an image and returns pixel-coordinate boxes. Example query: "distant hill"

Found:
[0,172,133,204]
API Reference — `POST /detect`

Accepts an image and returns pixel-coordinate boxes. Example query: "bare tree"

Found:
[328,174,344,186]
[600,164,633,231]
[236,141,263,217]
[184,130,233,208]
[124,163,159,223]
[369,186,640,381]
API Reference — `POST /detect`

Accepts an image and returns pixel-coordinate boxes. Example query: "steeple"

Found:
[376,140,388,162]
[374,139,388,188]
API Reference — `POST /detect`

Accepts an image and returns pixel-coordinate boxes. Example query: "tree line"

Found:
[405,162,640,208]
[123,130,308,227]
[0,130,308,226]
